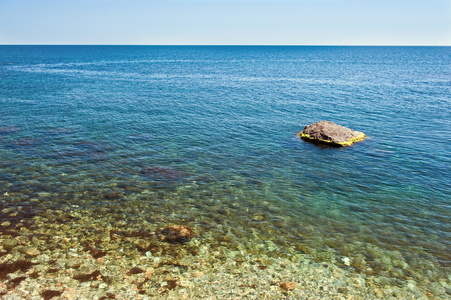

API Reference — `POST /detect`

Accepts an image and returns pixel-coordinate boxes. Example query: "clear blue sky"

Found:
[0,0,450,45]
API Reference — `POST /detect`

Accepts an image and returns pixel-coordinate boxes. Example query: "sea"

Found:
[0,46,450,296]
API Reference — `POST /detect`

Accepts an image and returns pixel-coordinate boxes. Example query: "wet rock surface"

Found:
[299,121,366,147]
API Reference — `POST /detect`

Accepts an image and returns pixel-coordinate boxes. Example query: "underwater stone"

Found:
[157,225,195,244]
[73,270,102,282]
[66,258,83,269]
[299,121,366,147]
[103,191,123,199]
[11,138,40,146]
[0,260,36,280]
[3,238,18,251]
[279,281,296,291]
[0,127,21,134]
[25,248,41,257]
[251,214,265,221]
[128,267,144,275]
[40,128,74,135]
[41,290,63,300]
[342,257,351,266]
[143,166,186,181]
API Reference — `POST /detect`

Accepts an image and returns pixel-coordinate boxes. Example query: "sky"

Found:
[0,0,450,45]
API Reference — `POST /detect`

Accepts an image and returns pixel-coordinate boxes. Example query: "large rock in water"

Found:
[299,121,366,147]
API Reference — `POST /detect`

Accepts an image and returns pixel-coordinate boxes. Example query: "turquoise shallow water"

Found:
[1,46,450,294]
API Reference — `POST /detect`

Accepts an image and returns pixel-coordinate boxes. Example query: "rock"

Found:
[251,214,265,221]
[103,191,123,199]
[342,257,351,266]
[145,269,154,279]
[279,281,296,291]
[128,267,144,275]
[157,225,195,244]
[66,258,83,269]
[41,290,63,300]
[299,121,366,147]
[73,270,102,282]
[128,134,155,141]
[25,248,40,257]
[40,128,74,135]
[143,166,185,181]
[0,127,21,134]
[2,238,18,251]
[162,279,178,291]
[11,138,39,146]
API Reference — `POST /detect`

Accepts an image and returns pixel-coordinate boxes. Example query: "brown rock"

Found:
[103,191,123,199]
[279,281,296,291]
[145,269,154,279]
[143,166,185,181]
[41,290,63,300]
[128,267,144,275]
[157,225,195,244]
[165,279,178,290]
[299,121,366,147]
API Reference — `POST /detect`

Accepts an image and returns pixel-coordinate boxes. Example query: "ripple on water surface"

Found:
[0,46,450,298]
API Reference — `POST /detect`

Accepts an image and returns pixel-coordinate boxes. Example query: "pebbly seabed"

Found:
[0,200,430,299]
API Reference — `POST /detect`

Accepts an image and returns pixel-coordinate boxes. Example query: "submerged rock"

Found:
[73,140,114,152]
[40,127,74,135]
[279,281,296,291]
[10,138,40,147]
[103,190,123,200]
[157,225,195,244]
[299,121,366,147]
[46,149,109,162]
[143,166,185,181]
[128,134,155,141]
[0,127,21,134]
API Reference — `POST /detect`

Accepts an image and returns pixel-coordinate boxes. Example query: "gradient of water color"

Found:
[1,46,450,296]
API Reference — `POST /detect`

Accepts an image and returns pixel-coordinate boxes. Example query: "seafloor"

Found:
[0,196,436,300]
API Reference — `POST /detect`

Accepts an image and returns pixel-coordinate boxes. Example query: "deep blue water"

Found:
[1,46,450,292]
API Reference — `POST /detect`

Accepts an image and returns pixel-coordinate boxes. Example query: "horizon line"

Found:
[1,44,450,47]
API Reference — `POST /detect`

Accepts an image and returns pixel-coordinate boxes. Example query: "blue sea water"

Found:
[0,46,450,294]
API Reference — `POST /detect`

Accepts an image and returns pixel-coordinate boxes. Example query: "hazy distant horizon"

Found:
[1,45,450,47]
[0,44,451,47]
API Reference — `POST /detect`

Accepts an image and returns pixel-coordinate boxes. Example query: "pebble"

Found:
[66,258,83,269]
[26,248,41,257]
[279,282,296,291]
[251,214,265,221]
[37,254,51,263]
[342,257,351,266]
